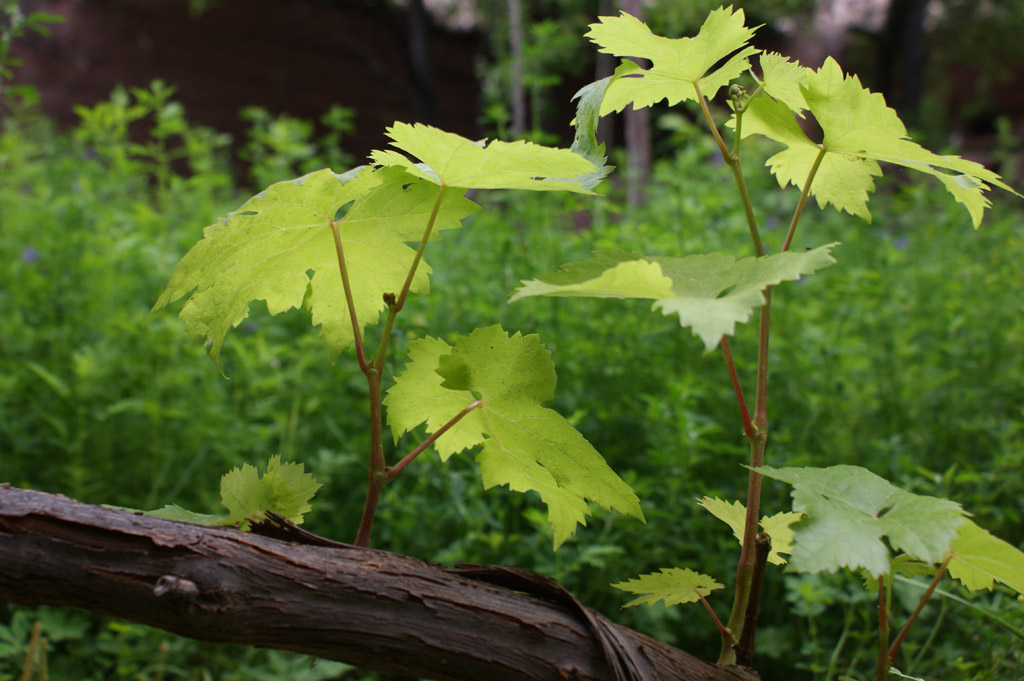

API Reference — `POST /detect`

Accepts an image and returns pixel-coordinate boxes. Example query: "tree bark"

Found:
[0,484,758,681]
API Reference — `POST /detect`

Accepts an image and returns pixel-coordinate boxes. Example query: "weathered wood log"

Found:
[0,485,757,681]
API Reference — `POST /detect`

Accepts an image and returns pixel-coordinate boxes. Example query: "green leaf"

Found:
[947,519,1024,594]
[370,122,598,192]
[511,244,838,351]
[220,455,322,529]
[152,167,478,368]
[569,74,619,189]
[758,465,967,577]
[753,52,812,115]
[612,567,723,608]
[738,57,1020,226]
[144,505,222,526]
[586,7,759,114]
[697,496,800,565]
[384,325,644,547]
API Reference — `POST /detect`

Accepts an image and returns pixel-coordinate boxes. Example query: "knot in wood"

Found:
[154,575,199,600]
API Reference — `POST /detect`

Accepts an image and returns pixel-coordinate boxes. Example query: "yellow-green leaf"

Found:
[612,567,723,608]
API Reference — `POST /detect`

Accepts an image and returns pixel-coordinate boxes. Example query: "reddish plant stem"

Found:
[697,589,734,646]
[876,575,890,681]
[721,336,755,440]
[387,400,483,480]
[888,554,952,662]
[735,532,771,667]
[354,369,386,547]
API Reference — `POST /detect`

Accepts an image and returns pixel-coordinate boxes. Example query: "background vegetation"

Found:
[2,12,1023,681]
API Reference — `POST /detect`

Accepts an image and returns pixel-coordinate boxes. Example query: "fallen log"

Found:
[0,484,757,681]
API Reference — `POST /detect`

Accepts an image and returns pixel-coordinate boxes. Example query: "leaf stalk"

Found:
[387,400,483,480]
[782,145,827,253]
[888,554,952,662]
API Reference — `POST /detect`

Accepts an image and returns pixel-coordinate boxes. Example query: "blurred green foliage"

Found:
[1,85,1022,681]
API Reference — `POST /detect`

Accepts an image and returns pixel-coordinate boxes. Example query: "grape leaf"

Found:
[947,519,1024,594]
[758,465,967,577]
[145,505,222,526]
[585,7,759,115]
[370,122,598,192]
[752,52,812,115]
[569,72,621,189]
[738,57,1020,226]
[152,167,477,368]
[384,325,644,547]
[220,455,322,529]
[612,567,723,608]
[510,244,838,351]
[698,496,800,565]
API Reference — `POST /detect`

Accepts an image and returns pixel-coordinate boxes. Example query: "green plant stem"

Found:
[697,76,772,664]
[328,219,370,373]
[387,400,482,480]
[395,184,448,314]
[735,532,771,667]
[352,184,448,546]
[782,145,828,253]
[693,81,764,257]
[876,575,890,681]
[721,336,755,439]
[373,183,448,374]
[888,555,951,661]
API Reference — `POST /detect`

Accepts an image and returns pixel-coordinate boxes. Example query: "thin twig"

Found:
[387,400,483,480]
[876,575,890,681]
[721,336,755,440]
[888,554,952,661]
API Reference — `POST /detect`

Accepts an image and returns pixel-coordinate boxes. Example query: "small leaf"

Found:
[697,496,800,565]
[512,244,839,351]
[220,455,322,529]
[586,7,759,114]
[370,122,598,192]
[145,505,222,526]
[754,52,812,115]
[758,465,967,577]
[385,325,644,547]
[612,567,723,608]
[948,519,1024,594]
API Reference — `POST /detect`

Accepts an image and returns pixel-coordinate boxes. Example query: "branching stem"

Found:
[352,184,448,547]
